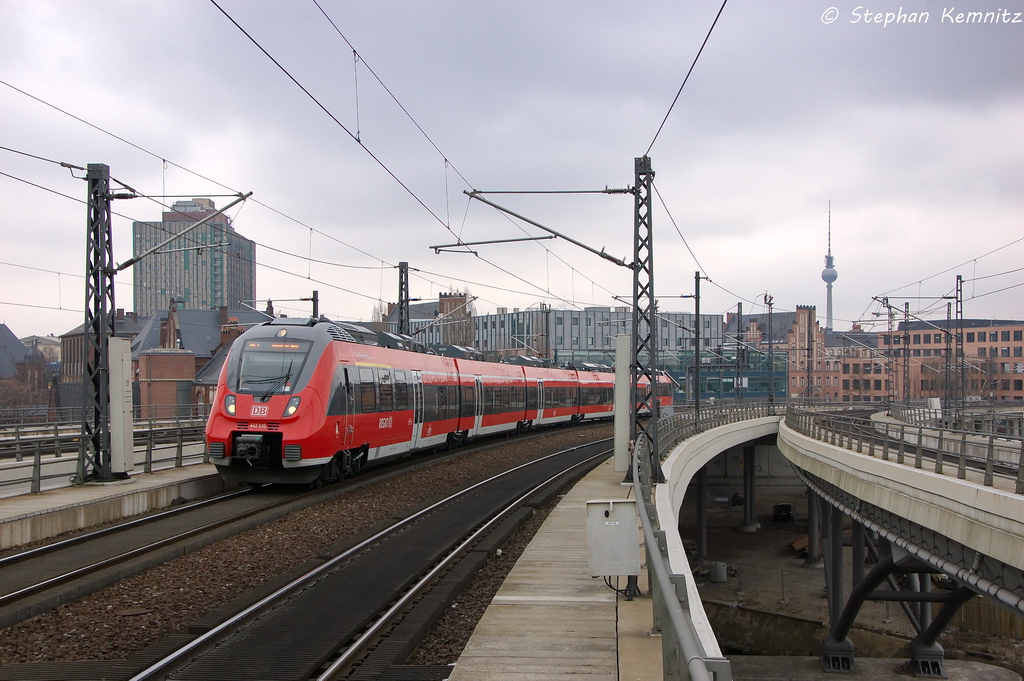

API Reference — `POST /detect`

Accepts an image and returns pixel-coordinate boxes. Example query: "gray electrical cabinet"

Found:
[586,499,641,577]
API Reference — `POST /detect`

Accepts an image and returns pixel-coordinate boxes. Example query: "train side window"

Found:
[461,384,475,418]
[525,383,536,411]
[394,371,409,411]
[379,369,394,412]
[328,365,349,416]
[423,384,438,422]
[359,367,377,413]
[438,384,450,420]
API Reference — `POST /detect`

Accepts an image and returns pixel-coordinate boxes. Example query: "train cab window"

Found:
[358,367,377,413]
[394,371,409,411]
[379,370,394,412]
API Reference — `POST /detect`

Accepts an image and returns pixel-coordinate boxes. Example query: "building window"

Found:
[923,349,932,357]
[1015,380,1023,391]
[913,349,922,357]
[979,347,987,357]
[842,379,850,390]
[555,316,562,326]
[1003,348,1011,357]
[1015,347,1022,358]
[853,379,861,390]
[1015,330,1023,342]
[923,334,931,344]
[1002,380,1011,391]
[934,334,942,343]
[874,380,882,390]
[913,334,921,344]
[852,364,860,374]
[990,332,999,342]
[842,364,850,374]
[572,337,579,346]
[967,332,975,342]
[572,317,579,326]
[1003,331,1011,342]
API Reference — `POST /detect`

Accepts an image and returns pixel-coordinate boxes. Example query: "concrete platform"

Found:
[449,456,663,680]
[0,464,233,550]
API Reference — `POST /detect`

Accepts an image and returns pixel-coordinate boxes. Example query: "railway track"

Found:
[0,485,310,630]
[0,424,607,636]
[121,439,611,681]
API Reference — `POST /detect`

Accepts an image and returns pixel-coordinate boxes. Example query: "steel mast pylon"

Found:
[79,163,118,482]
[397,261,410,335]
[629,156,662,483]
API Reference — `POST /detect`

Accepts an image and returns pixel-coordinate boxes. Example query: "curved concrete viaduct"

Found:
[653,408,1024,676]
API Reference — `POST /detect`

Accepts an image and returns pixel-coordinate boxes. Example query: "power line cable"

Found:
[646,0,729,155]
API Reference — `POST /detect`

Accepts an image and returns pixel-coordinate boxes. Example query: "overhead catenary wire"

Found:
[215,0,609,313]
[646,0,729,155]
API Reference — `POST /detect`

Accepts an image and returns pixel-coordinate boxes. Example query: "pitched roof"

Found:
[131,309,271,360]
[0,324,27,379]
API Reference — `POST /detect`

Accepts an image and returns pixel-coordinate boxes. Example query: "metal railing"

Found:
[0,403,211,427]
[0,421,209,498]
[787,406,1024,494]
[892,401,1024,437]
[632,399,786,680]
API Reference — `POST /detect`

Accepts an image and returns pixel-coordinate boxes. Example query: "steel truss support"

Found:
[80,163,118,482]
[629,156,663,483]
[799,469,1007,678]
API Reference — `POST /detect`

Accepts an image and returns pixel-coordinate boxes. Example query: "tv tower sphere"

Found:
[822,254,838,284]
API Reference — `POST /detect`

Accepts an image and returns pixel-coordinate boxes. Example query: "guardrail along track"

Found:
[129,440,611,681]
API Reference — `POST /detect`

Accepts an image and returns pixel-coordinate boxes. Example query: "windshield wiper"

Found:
[258,361,293,402]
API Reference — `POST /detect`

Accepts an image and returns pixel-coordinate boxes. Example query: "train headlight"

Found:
[284,396,301,417]
[224,394,236,416]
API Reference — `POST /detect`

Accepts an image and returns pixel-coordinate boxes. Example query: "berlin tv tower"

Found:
[821,202,838,332]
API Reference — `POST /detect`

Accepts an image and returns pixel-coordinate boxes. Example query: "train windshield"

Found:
[236,339,313,395]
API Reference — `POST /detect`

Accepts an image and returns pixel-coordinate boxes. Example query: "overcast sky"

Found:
[1,0,1022,339]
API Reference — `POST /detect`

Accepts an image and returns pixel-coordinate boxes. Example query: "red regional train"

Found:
[205,318,672,486]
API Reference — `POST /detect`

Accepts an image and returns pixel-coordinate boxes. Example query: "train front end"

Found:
[206,320,335,485]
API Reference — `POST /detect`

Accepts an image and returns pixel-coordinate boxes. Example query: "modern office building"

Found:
[132,199,256,317]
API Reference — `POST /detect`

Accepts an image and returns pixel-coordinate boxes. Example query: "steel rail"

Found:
[315,444,612,679]
[129,439,611,681]
[0,487,321,609]
[0,487,254,568]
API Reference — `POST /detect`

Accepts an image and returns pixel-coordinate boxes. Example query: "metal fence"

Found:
[632,399,787,680]
[787,406,1024,494]
[0,403,211,427]
[892,401,1024,437]
[0,420,209,498]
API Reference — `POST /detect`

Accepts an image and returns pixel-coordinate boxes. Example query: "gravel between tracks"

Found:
[0,426,610,666]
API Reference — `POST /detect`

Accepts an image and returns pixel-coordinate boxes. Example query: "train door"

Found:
[537,380,544,423]
[341,366,354,450]
[410,370,424,449]
[474,375,483,433]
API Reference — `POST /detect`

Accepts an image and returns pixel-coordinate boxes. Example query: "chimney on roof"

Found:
[219,306,228,326]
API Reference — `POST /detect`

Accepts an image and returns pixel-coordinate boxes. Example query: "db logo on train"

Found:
[251,405,269,417]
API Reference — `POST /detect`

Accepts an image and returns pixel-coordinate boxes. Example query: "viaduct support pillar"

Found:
[696,466,708,562]
[741,445,759,532]
[806,486,821,567]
